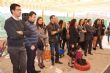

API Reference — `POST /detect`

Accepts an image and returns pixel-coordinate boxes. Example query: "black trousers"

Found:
[62,39,67,50]
[97,36,102,48]
[25,46,36,73]
[8,46,27,73]
[79,41,85,51]
[85,39,92,54]
[66,40,71,55]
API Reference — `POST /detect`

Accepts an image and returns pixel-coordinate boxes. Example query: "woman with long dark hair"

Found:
[58,20,67,57]
[68,19,79,67]
[61,22,67,51]
[97,19,106,49]
[78,19,86,51]
[66,21,71,55]
[69,19,79,44]
[36,17,49,69]
[101,19,106,37]
[107,23,110,43]
[93,19,102,50]
[83,19,88,25]
[58,20,64,48]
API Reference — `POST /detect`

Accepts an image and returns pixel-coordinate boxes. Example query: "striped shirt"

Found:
[24,21,39,46]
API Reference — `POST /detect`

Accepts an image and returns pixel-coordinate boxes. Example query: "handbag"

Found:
[59,48,64,55]
[43,46,51,60]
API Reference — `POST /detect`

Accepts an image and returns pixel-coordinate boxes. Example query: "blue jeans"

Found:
[50,43,59,64]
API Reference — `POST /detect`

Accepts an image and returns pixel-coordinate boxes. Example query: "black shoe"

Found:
[88,52,93,55]
[84,53,87,56]
[62,54,65,57]
[52,62,55,66]
[67,52,69,55]
[100,47,104,50]
[34,70,41,73]
[68,62,73,68]
[55,61,63,64]
[60,54,65,58]
[59,55,62,58]
[38,64,44,69]
[93,48,96,50]
[41,63,45,68]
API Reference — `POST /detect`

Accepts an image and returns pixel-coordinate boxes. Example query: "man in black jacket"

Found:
[4,3,31,73]
[47,15,63,65]
[84,19,94,56]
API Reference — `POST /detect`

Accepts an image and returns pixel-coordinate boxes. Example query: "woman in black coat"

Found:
[69,19,79,45]
[93,19,102,50]
[68,19,79,67]
[98,19,106,49]
[61,22,67,50]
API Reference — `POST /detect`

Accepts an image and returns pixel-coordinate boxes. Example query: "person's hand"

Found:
[76,43,78,46]
[45,43,49,47]
[31,45,35,50]
[51,31,57,35]
[71,44,74,48]
[82,30,86,33]
[16,31,23,35]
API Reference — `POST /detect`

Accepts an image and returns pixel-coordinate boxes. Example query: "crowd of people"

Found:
[4,3,110,73]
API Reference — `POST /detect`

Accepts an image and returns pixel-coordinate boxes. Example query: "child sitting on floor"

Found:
[75,47,87,66]
[68,45,87,67]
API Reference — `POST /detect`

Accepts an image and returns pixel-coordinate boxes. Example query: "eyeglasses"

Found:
[15,9,21,11]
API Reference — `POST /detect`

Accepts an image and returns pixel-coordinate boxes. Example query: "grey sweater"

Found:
[4,17,31,47]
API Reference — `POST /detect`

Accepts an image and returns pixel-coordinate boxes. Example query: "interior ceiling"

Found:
[0,0,110,12]
[42,0,110,12]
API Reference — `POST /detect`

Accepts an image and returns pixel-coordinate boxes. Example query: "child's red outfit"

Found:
[75,50,87,66]
[75,50,83,60]
[74,49,91,71]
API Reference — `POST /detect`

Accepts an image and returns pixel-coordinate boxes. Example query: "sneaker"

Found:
[38,63,43,69]
[84,53,87,56]
[93,48,96,50]
[68,62,73,68]
[41,63,45,68]
[88,52,93,55]
[52,63,55,66]
[34,70,41,73]
[55,61,63,64]
[100,47,104,50]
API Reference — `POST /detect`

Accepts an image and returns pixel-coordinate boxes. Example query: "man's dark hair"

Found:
[10,3,20,14]
[87,19,91,23]
[28,11,36,16]
[50,15,55,20]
